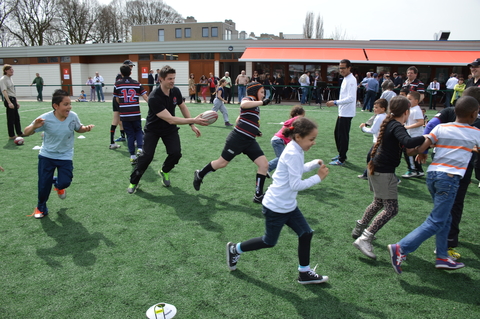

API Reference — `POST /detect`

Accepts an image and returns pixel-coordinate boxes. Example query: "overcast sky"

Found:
[148,0,479,41]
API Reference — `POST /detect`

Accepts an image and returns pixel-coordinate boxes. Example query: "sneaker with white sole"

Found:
[435,258,465,270]
[32,207,48,219]
[109,143,121,149]
[401,170,418,178]
[433,247,461,261]
[159,170,170,187]
[329,159,344,166]
[115,137,126,142]
[54,187,66,199]
[297,265,329,284]
[226,242,240,271]
[388,244,406,274]
[127,183,138,194]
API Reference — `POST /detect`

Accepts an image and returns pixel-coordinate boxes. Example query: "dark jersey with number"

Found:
[113,76,147,122]
[234,96,260,139]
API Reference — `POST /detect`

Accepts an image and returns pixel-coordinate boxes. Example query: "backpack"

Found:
[299,74,307,84]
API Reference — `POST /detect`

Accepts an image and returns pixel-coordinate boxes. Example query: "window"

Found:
[37,57,48,63]
[211,27,218,37]
[224,29,232,40]
[190,53,202,60]
[165,54,178,60]
[220,53,233,60]
[204,53,214,60]
[0,59,3,64]
[185,28,191,38]
[202,27,209,37]
[60,56,71,63]
[289,64,304,80]
[49,57,58,63]
[153,54,165,60]
[158,29,164,42]
[175,28,182,38]
[139,54,150,61]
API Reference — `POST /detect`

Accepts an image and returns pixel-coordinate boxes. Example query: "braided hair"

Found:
[368,95,410,175]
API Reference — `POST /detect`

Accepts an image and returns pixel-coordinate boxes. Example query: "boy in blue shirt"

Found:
[24,89,94,219]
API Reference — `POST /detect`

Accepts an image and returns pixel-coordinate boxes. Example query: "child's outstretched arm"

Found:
[23,118,45,136]
[76,125,95,133]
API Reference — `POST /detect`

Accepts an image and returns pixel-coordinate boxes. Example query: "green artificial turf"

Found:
[0,100,479,318]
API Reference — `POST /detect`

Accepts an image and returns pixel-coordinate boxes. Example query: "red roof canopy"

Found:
[239,48,367,63]
[240,47,478,66]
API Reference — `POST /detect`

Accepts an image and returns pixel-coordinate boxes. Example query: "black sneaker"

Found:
[193,170,203,191]
[253,194,264,204]
[226,242,240,271]
[297,266,329,284]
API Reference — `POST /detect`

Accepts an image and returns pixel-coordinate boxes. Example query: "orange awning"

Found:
[239,47,367,63]
[364,49,478,66]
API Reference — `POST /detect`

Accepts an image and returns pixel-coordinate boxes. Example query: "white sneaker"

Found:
[353,230,377,259]
[109,143,121,149]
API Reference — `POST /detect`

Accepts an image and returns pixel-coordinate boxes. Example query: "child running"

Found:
[212,78,233,126]
[388,96,480,274]
[402,91,425,178]
[226,117,330,284]
[358,99,387,179]
[351,96,426,259]
[268,105,305,174]
[113,65,148,165]
[23,89,94,219]
[193,82,271,203]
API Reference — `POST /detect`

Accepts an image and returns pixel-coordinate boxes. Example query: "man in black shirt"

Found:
[127,65,208,193]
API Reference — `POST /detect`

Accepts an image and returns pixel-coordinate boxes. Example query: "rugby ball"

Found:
[146,303,177,319]
[201,110,218,125]
[14,137,24,145]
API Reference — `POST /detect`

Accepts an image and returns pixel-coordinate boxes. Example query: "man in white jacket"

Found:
[326,59,357,165]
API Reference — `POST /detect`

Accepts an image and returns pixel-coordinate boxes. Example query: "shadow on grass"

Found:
[134,186,261,233]
[231,270,385,318]
[399,254,480,306]
[37,208,114,268]
[3,139,19,150]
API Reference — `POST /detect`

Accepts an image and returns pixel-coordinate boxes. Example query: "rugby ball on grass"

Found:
[201,110,218,125]
[14,137,24,145]
[146,303,177,319]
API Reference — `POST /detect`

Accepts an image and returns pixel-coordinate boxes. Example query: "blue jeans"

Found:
[300,86,309,104]
[122,120,144,155]
[268,138,285,172]
[95,85,104,102]
[37,155,73,214]
[364,90,376,111]
[237,85,246,102]
[262,206,312,246]
[398,171,460,259]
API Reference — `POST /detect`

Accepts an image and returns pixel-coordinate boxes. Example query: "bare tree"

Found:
[7,0,59,46]
[303,11,314,39]
[126,0,183,26]
[315,13,324,39]
[58,0,99,44]
[92,0,128,43]
[0,0,17,46]
[330,26,350,40]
